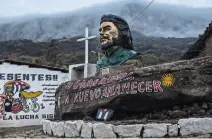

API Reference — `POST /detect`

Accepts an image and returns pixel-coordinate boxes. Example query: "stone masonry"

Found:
[42,118,212,138]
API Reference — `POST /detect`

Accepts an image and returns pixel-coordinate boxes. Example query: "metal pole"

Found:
[84,27,88,78]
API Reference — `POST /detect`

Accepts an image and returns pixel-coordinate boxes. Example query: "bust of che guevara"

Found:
[96,14,142,69]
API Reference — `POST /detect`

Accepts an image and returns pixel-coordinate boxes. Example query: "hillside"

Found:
[0,35,197,68]
[0,0,211,41]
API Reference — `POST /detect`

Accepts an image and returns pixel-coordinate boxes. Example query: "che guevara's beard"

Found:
[100,36,122,51]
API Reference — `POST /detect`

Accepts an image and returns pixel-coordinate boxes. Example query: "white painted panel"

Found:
[0,62,69,127]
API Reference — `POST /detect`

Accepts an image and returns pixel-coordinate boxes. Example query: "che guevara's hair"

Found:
[100,14,134,50]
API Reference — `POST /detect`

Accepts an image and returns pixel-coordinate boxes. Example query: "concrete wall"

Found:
[0,62,69,127]
[69,63,96,81]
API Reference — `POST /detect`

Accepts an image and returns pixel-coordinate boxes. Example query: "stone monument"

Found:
[54,16,212,123]
[42,18,212,138]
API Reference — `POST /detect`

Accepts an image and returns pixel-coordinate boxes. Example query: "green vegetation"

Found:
[0,36,197,69]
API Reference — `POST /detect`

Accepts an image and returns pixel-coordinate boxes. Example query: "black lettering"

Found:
[0,73,5,80]
[38,74,44,81]
[53,75,58,81]
[46,75,52,81]
[30,115,34,119]
[31,74,37,81]
[7,73,13,80]
[35,115,39,119]
[42,114,46,119]
[15,74,21,80]
[8,115,12,120]
[25,115,29,119]
[20,115,24,119]
[23,74,30,81]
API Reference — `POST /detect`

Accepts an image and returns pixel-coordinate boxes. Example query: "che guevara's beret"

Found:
[100,14,130,31]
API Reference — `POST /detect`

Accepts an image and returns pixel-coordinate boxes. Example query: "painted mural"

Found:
[0,80,43,115]
[0,63,68,128]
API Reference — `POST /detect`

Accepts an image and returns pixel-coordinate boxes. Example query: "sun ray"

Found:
[161,73,175,87]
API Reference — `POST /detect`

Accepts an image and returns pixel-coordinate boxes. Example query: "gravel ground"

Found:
[0,125,54,138]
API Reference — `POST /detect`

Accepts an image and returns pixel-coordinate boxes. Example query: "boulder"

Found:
[142,123,170,137]
[41,120,52,135]
[81,122,93,138]
[168,124,179,137]
[113,124,143,137]
[93,123,116,138]
[55,56,212,120]
[178,118,212,136]
[51,121,65,137]
[63,120,84,137]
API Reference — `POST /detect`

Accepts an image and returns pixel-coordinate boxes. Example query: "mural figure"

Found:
[96,14,142,69]
[0,80,43,115]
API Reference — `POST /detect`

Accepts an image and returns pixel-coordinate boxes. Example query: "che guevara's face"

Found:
[99,22,119,47]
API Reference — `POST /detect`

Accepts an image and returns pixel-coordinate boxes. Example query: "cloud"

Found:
[0,0,114,17]
[156,0,212,8]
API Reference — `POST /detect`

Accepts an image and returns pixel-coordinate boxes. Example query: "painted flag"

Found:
[96,108,114,121]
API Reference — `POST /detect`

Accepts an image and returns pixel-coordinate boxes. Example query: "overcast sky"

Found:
[0,0,212,17]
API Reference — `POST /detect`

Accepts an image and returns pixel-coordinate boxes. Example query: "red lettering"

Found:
[90,90,95,100]
[74,92,79,103]
[138,81,145,93]
[146,81,152,92]
[84,90,89,101]
[131,82,137,94]
[65,94,69,104]
[102,87,109,98]
[79,80,86,89]
[121,82,131,94]
[153,80,163,92]
[73,80,81,89]
[98,77,107,85]
[114,84,121,95]
[94,88,101,99]
[93,79,99,86]
[86,79,93,87]
[108,86,115,96]
[67,82,73,89]
[79,91,84,102]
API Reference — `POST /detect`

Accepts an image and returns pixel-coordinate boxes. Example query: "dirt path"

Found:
[0,125,54,138]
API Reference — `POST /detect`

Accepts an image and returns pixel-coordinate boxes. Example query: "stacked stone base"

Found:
[42,118,212,138]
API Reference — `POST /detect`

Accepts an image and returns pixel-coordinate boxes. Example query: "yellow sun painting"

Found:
[161,73,175,87]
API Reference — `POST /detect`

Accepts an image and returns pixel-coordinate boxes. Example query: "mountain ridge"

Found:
[0,0,211,41]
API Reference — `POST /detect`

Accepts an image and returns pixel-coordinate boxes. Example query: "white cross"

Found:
[77,27,96,78]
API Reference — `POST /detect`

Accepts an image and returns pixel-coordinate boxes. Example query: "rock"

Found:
[193,103,199,108]
[202,103,208,109]
[143,123,170,137]
[208,109,212,114]
[113,124,143,137]
[178,118,212,136]
[168,124,179,137]
[170,110,186,118]
[63,120,84,137]
[190,106,200,115]
[151,112,163,119]
[196,134,211,138]
[199,109,206,116]
[172,106,180,111]
[81,122,93,138]
[55,56,212,120]
[207,102,212,109]
[51,121,64,137]
[41,120,52,135]
[93,123,116,138]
